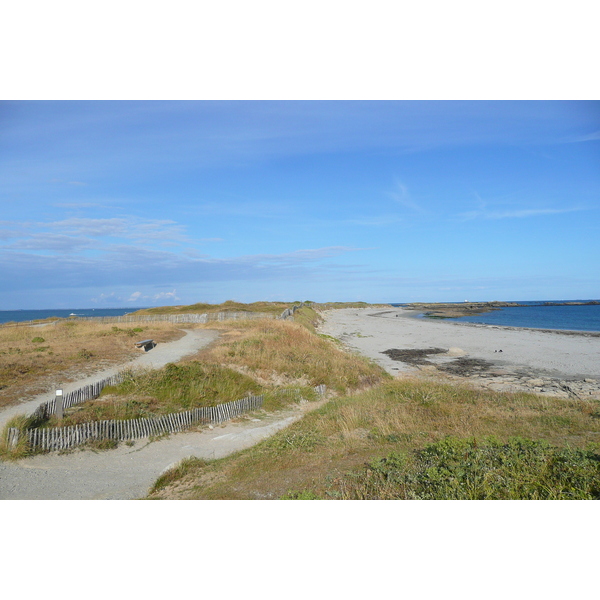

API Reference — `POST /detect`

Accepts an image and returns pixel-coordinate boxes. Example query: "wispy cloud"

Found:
[386,179,425,214]
[50,217,188,241]
[458,206,587,221]
[566,130,600,143]
[6,233,93,253]
[0,244,365,293]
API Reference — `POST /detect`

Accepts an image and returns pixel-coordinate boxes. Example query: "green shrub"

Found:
[340,437,600,500]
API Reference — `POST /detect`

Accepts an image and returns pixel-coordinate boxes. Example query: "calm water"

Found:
[0,307,148,325]
[450,304,600,332]
[395,300,599,333]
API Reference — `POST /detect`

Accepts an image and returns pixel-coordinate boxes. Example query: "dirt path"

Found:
[0,402,320,500]
[0,328,220,430]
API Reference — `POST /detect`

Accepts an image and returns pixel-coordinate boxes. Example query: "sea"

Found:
[392,300,600,333]
[0,307,148,325]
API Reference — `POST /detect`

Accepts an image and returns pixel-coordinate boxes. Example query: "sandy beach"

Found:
[318,308,600,399]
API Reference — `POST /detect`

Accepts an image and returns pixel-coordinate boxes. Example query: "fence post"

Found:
[7,427,19,450]
[55,388,64,420]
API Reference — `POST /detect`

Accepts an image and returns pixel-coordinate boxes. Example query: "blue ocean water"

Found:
[413,301,600,332]
[0,307,148,325]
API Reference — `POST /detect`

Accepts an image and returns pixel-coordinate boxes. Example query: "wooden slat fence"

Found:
[280,303,306,320]
[30,372,127,421]
[7,385,327,452]
[22,394,265,452]
[75,311,278,325]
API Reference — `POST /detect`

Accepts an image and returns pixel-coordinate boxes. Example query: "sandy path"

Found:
[0,328,220,430]
[319,308,600,380]
[0,402,317,500]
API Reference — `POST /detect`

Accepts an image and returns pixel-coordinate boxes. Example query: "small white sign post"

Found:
[55,388,64,420]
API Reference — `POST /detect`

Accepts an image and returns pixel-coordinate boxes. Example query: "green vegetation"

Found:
[334,437,600,499]
[291,306,322,333]
[147,377,600,499]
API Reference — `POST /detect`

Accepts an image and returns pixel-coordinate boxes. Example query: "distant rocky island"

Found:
[403,301,600,319]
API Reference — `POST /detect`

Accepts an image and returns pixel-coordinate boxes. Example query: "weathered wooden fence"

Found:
[75,311,278,325]
[19,394,266,452]
[7,384,327,452]
[31,372,126,421]
[280,303,306,320]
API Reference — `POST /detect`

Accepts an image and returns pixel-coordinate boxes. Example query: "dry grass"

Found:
[147,377,600,499]
[0,319,186,409]
[193,318,388,393]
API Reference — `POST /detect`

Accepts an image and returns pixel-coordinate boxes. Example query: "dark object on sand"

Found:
[382,348,447,366]
[134,339,156,352]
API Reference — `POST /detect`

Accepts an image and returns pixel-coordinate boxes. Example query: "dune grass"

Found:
[196,317,388,393]
[147,377,600,499]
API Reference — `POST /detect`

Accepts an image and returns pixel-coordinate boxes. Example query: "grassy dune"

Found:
[195,316,385,393]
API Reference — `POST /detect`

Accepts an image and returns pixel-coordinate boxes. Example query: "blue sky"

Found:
[1,100,599,309]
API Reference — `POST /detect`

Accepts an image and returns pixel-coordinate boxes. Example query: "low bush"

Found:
[336,436,600,499]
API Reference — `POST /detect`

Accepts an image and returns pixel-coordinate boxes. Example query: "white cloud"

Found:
[567,130,600,143]
[458,206,587,221]
[0,245,364,293]
[0,216,191,253]
[7,233,93,252]
[153,289,179,301]
[386,178,425,213]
